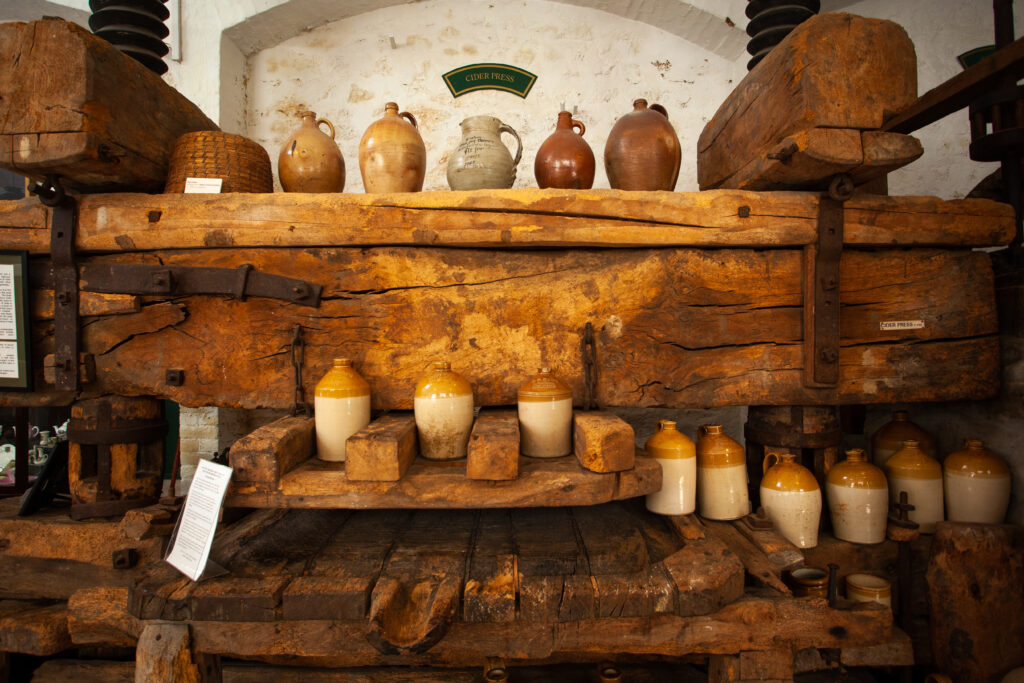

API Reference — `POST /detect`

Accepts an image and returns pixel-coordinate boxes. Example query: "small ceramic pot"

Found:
[826,448,888,544]
[314,358,371,462]
[885,439,944,533]
[696,424,750,520]
[845,573,892,607]
[785,566,828,597]
[358,102,427,193]
[870,410,936,468]
[278,110,345,193]
[760,452,821,548]
[644,420,696,515]
[517,368,573,458]
[414,361,474,460]
[944,439,1011,524]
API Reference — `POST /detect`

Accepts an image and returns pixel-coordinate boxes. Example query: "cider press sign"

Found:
[443,63,537,98]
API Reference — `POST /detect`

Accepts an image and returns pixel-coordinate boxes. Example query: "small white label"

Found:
[880,320,925,331]
[183,177,223,193]
[165,459,233,581]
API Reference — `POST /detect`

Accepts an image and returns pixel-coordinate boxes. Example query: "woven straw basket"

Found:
[164,131,273,193]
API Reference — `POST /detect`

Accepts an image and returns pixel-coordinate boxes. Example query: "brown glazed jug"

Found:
[604,98,681,191]
[358,102,426,193]
[870,410,936,468]
[278,110,345,193]
[534,111,595,189]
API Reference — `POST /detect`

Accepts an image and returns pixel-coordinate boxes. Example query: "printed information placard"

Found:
[166,459,233,581]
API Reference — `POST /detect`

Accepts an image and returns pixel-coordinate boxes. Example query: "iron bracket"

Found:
[79,262,322,307]
[802,194,844,387]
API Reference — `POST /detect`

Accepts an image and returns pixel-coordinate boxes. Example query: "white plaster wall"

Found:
[244,0,747,193]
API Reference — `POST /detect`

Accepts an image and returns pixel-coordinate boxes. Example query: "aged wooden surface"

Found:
[345,414,418,482]
[573,411,635,473]
[135,621,218,683]
[0,19,217,192]
[466,409,519,481]
[0,190,1015,253]
[709,649,794,683]
[925,522,1024,683]
[3,244,1004,411]
[698,13,917,190]
[0,600,72,655]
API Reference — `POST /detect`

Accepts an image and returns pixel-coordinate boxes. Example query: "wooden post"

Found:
[135,622,221,683]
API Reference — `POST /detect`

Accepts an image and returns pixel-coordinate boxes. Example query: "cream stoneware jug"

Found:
[447,115,523,190]
[314,358,371,462]
[760,452,821,548]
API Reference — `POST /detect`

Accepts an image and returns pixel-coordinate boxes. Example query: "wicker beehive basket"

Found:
[164,131,273,193]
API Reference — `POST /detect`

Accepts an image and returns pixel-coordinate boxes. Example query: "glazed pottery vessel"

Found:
[644,420,696,515]
[845,573,892,607]
[885,439,944,533]
[785,566,828,597]
[604,98,681,191]
[517,368,573,458]
[760,452,821,548]
[447,115,523,190]
[826,448,888,544]
[314,358,371,462]
[414,361,474,460]
[944,439,1011,523]
[534,111,595,189]
[870,410,936,468]
[696,424,749,520]
[358,102,426,193]
[278,110,345,193]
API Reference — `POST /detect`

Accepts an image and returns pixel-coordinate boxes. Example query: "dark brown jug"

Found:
[604,98,681,191]
[534,111,595,189]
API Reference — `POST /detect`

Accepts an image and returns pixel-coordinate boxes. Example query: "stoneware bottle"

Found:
[534,111,595,189]
[278,110,345,193]
[604,98,681,191]
[313,358,371,462]
[826,448,888,544]
[870,410,936,468]
[944,439,1011,524]
[760,452,821,548]
[414,361,474,460]
[644,420,696,515]
[845,573,892,608]
[885,439,944,533]
[358,102,426,193]
[447,115,523,190]
[696,424,750,520]
[517,368,573,458]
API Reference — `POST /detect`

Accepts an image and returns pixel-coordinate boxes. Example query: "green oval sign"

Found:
[443,63,537,98]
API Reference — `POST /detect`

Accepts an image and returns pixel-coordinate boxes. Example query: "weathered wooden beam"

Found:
[0,601,72,656]
[135,621,220,683]
[698,13,917,191]
[229,416,314,485]
[573,412,635,473]
[0,19,217,193]
[0,190,1014,252]
[466,409,519,481]
[345,414,418,482]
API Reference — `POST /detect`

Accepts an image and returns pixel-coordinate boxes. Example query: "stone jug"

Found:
[644,420,696,516]
[314,358,371,462]
[604,98,681,191]
[517,368,573,458]
[358,102,426,193]
[761,452,821,549]
[278,110,345,193]
[826,448,888,544]
[696,424,749,520]
[447,115,523,190]
[885,439,944,533]
[534,111,595,189]
[414,361,474,460]
[870,409,936,468]
[944,439,1011,524]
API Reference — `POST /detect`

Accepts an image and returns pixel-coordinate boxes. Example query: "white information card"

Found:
[165,459,233,581]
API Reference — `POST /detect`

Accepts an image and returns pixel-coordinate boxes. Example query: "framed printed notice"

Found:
[0,251,32,391]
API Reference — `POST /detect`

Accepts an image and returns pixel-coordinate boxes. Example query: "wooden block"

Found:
[135,622,220,683]
[851,130,924,185]
[67,586,142,648]
[188,576,289,622]
[345,414,416,482]
[466,409,519,480]
[661,526,745,616]
[0,601,71,656]
[31,660,136,683]
[710,649,795,683]
[698,13,916,190]
[282,574,372,621]
[0,18,217,191]
[732,518,804,572]
[573,411,634,473]
[704,521,792,596]
[229,416,314,484]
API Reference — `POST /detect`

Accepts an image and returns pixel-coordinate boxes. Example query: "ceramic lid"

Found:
[762,452,820,492]
[644,420,695,460]
[414,360,472,399]
[827,448,887,489]
[518,368,572,402]
[944,439,1010,478]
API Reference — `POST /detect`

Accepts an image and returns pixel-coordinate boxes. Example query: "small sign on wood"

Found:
[443,63,537,98]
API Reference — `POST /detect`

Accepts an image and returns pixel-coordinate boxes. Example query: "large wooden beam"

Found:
[697,13,918,191]
[0,190,1015,253]
[0,19,217,192]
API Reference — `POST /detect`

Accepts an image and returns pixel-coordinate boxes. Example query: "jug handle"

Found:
[763,451,781,475]
[401,111,418,129]
[316,118,336,140]
[572,119,586,136]
[649,103,669,120]
[499,123,523,168]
